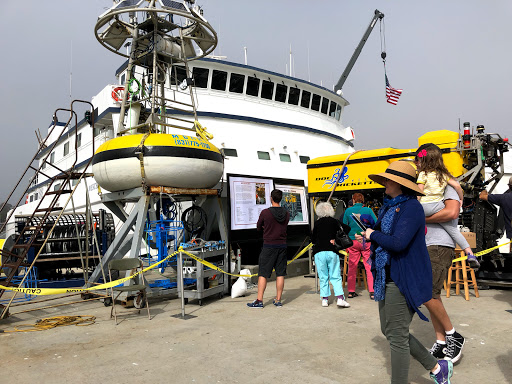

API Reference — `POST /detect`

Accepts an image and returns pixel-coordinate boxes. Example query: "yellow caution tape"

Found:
[0,243,315,295]
[182,243,313,278]
[452,240,512,263]
[0,250,180,296]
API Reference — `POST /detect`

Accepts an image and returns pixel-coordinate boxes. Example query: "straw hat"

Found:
[369,160,425,196]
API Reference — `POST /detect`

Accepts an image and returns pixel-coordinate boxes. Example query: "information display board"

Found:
[274,183,308,226]
[229,176,274,230]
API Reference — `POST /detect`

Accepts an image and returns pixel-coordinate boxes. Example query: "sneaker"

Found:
[467,254,480,269]
[247,299,263,308]
[445,331,465,363]
[321,299,329,307]
[273,298,283,307]
[429,342,447,359]
[430,359,453,384]
[337,298,350,308]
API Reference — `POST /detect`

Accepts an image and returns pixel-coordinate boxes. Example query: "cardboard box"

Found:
[455,231,476,250]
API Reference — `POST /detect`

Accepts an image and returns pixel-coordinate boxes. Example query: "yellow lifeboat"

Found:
[92,133,224,192]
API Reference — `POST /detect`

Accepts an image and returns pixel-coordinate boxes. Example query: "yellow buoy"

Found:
[92,133,224,192]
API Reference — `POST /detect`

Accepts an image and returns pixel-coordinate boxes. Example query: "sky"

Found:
[0,0,511,203]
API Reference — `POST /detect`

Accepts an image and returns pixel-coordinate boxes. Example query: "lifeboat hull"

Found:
[92,134,224,192]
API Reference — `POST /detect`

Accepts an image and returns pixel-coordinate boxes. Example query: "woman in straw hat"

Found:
[357,160,453,384]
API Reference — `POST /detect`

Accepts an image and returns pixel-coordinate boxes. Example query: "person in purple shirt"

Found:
[247,189,290,308]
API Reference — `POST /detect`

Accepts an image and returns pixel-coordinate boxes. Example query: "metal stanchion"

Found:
[172,249,196,319]
[178,250,185,317]
[314,258,319,293]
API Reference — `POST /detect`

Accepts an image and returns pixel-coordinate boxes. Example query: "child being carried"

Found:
[415,148,480,268]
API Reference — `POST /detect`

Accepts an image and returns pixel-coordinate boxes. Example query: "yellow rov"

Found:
[306,127,510,260]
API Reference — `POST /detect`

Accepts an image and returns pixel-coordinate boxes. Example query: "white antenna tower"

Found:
[307,41,311,82]
[289,44,292,76]
[69,40,73,101]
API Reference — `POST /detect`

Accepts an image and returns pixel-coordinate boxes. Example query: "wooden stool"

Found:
[342,252,368,290]
[446,250,479,300]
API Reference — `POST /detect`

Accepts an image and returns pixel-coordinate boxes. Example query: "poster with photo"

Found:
[229,176,274,230]
[274,184,308,225]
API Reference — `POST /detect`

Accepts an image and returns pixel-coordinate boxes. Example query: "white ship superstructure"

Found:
[18,57,353,216]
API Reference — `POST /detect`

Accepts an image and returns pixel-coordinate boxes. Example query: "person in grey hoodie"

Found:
[247,189,290,308]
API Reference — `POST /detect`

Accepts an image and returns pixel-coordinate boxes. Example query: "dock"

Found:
[1,275,510,383]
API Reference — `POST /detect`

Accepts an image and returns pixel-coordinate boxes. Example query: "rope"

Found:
[194,121,213,142]
[136,132,151,190]
[380,18,387,78]
[380,17,387,61]
[0,315,96,333]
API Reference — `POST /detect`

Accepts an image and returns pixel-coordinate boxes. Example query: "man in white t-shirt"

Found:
[414,142,467,365]
[422,183,466,365]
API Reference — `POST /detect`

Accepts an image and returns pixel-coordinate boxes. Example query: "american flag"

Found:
[385,75,402,105]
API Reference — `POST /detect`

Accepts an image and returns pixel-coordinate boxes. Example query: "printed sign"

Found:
[229,176,274,230]
[274,184,308,226]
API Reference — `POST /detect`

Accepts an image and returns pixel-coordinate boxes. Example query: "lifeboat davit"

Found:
[92,133,224,192]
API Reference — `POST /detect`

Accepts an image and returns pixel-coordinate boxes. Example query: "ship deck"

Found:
[0,275,510,383]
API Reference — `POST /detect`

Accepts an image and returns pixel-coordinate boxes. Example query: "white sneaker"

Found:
[337,298,350,308]
[321,299,329,307]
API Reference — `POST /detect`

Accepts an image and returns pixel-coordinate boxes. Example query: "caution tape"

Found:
[452,240,512,263]
[182,243,314,278]
[0,243,314,295]
[0,250,180,296]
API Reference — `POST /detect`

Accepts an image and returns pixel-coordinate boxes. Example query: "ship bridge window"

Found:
[120,73,125,85]
[222,148,238,157]
[193,67,209,88]
[229,73,245,93]
[335,104,342,120]
[261,80,274,100]
[34,193,39,201]
[321,98,329,115]
[63,142,69,156]
[54,183,61,192]
[279,153,291,162]
[29,195,34,203]
[257,151,270,160]
[288,87,300,105]
[50,152,55,164]
[77,133,82,148]
[275,84,287,103]
[299,155,310,164]
[301,90,311,108]
[329,101,337,118]
[211,70,228,91]
[246,77,260,97]
[170,66,187,85]
[311,94,321,111]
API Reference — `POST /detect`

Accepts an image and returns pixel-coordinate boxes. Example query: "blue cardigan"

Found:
[370,198,432,320]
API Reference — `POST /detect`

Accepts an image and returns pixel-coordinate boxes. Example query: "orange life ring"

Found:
[112,86,130,102]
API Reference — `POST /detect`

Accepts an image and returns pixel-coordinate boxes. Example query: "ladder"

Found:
[0,100,96,318]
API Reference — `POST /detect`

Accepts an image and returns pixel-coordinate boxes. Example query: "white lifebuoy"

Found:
[112,86,130,102]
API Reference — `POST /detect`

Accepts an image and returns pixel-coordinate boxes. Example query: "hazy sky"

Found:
[1,0,511,202]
